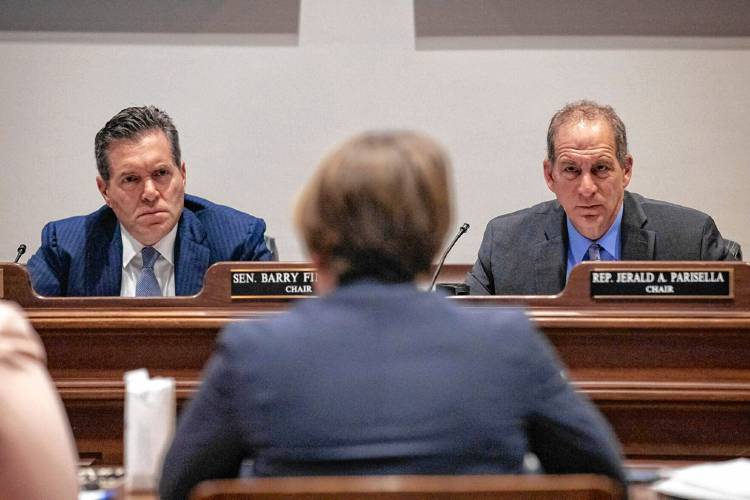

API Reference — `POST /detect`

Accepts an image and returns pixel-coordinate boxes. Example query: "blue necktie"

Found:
[583,242,616,261]
[585,243,602,261]
[136,246,161,296]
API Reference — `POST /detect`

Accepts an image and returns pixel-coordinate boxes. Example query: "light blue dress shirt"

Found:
[566,204,624,279]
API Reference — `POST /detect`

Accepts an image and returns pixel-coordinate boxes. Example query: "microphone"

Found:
[429,223,470,291]
[14,244,26,263]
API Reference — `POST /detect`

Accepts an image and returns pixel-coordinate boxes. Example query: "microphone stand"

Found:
[429,223,469,291]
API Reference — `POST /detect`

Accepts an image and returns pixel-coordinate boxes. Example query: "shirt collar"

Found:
[120,223,178,268]
[566,203,623,264]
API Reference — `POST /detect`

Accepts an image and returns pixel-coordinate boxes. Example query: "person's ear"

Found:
[543,159,555,191]
[179,161,186,185]
[622,154,633,188]
[309,253,337,295]
[96,176,111,206]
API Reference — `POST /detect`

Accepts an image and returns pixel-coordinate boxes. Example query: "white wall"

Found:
[1,0,749,263]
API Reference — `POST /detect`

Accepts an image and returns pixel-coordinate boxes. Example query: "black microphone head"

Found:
[460,222,470,233]
[14,243,27,263]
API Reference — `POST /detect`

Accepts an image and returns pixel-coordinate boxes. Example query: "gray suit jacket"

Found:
[160,281,625,500]
[466,191,738,295]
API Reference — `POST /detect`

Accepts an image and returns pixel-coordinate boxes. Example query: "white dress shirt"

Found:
[120,224,178,297]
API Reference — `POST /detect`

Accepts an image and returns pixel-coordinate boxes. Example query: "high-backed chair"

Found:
[264,236,279,261]
[725,238,742,261]
[190,474,622,500]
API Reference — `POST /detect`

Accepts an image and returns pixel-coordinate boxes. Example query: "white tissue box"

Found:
[123,368,175,491]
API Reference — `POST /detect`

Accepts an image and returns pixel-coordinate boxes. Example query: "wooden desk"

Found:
[123,481,657,500]
[2,261,749,465]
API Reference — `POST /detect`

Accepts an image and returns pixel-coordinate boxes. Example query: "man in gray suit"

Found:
[467,100,739,295]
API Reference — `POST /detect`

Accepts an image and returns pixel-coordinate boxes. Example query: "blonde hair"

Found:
[295,131,453,283]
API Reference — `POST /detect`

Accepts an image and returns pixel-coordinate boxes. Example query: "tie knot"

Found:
[141,246,159,269]
[586,243,602,261]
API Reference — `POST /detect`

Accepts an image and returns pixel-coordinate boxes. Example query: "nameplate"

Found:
[230,268,317,299]
[590,268,733,299]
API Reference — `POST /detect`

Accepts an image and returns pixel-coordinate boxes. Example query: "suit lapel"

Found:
[174,209,210,296]
[620,191,655,260]
[534,204,567,294]
[86,216,123,296]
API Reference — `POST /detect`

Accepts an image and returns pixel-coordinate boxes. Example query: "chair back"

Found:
[264,236,279,261]
[725,238,742,260]
[190,474,622,500]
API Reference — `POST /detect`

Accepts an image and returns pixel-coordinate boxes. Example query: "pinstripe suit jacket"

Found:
[27,194,271,296]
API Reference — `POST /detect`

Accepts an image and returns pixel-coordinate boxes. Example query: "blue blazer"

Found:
[27,194,271,296]
[160,281,625,500]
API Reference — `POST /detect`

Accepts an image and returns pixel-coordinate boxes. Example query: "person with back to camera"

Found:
[466,100,740,295]
[27,105,272,297]
[159,131,627,500]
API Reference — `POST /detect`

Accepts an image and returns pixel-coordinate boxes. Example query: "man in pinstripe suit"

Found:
[28,106,271,297]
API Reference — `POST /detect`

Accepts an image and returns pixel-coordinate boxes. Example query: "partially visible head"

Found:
[95,106,181,182]
[95,106,186,246]
[543,100,633,240]
[295,131,453,285]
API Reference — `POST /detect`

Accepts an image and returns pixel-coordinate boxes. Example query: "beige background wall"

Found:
[1,0,749,263]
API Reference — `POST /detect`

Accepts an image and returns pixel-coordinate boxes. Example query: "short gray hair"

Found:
[546,100,628,164]
[95,106,181,181]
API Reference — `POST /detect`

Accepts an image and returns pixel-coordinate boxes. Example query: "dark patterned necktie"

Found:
[136,246,161,296]
[585,243,602,261]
